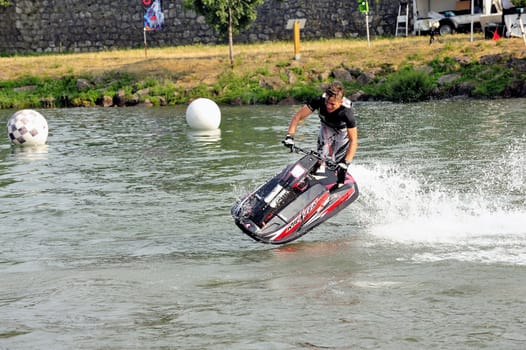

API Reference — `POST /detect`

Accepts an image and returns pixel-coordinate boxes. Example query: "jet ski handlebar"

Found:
[289,144,338,170]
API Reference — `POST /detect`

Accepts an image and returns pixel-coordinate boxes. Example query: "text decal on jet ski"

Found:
[272,198,321,241]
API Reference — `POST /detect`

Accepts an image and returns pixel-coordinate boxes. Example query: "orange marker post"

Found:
[293,20,301,60]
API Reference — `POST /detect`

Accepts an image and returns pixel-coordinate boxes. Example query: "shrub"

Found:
[376,65,436,103]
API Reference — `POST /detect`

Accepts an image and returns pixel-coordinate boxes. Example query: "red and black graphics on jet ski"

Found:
[231,145,359,244]
[268,190,330,242]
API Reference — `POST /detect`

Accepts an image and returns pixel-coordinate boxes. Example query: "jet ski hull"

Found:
[231,149,359,244]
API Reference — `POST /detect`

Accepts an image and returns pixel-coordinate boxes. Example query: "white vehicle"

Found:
[412,0,502,35]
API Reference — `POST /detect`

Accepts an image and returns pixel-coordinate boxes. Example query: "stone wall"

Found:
[0,0,401,53]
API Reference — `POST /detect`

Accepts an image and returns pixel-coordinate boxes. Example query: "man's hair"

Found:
[325,81,344,99]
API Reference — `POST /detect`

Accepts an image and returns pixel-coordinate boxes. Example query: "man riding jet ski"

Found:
[231,82,359,244]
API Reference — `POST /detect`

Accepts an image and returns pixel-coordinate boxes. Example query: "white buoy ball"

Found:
[7,109,49,146]
[185,98,221,130]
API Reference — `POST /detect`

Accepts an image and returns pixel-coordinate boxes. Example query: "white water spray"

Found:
[350,139,526,265]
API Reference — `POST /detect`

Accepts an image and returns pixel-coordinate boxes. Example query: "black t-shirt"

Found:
[307,95,356,130]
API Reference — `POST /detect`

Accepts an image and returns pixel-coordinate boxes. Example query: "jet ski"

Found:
[231,145,359,244]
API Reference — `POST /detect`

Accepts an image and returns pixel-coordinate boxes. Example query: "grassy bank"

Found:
[1,34,525,108]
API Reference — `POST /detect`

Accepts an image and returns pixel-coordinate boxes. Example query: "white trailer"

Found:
[412,0,502,35]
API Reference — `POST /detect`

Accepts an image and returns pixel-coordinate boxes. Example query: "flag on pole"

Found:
[492,29,501,40]
[144,0,164,31]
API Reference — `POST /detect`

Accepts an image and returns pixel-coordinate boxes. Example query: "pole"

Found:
[470,0,474,42]
[519,14,526,46]
[143,28,148,58]
[293,20,301,60]
[366,13,371,48]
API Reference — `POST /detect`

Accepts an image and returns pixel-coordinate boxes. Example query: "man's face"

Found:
[325,95,343,113]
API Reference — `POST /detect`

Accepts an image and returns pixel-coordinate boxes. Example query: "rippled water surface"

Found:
[1,99,525,349]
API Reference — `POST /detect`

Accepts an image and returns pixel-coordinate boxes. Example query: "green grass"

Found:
[0,36,525,108]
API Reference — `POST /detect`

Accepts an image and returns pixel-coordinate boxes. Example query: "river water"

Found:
[1,99,525,349]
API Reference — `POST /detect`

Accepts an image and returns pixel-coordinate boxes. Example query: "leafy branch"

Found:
[183,0,264,68]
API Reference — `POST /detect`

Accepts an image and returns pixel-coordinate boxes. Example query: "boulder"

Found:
[98,95,113,107]
[76,78,93,91]
[113,89,126,107]
[331,68,353,82]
